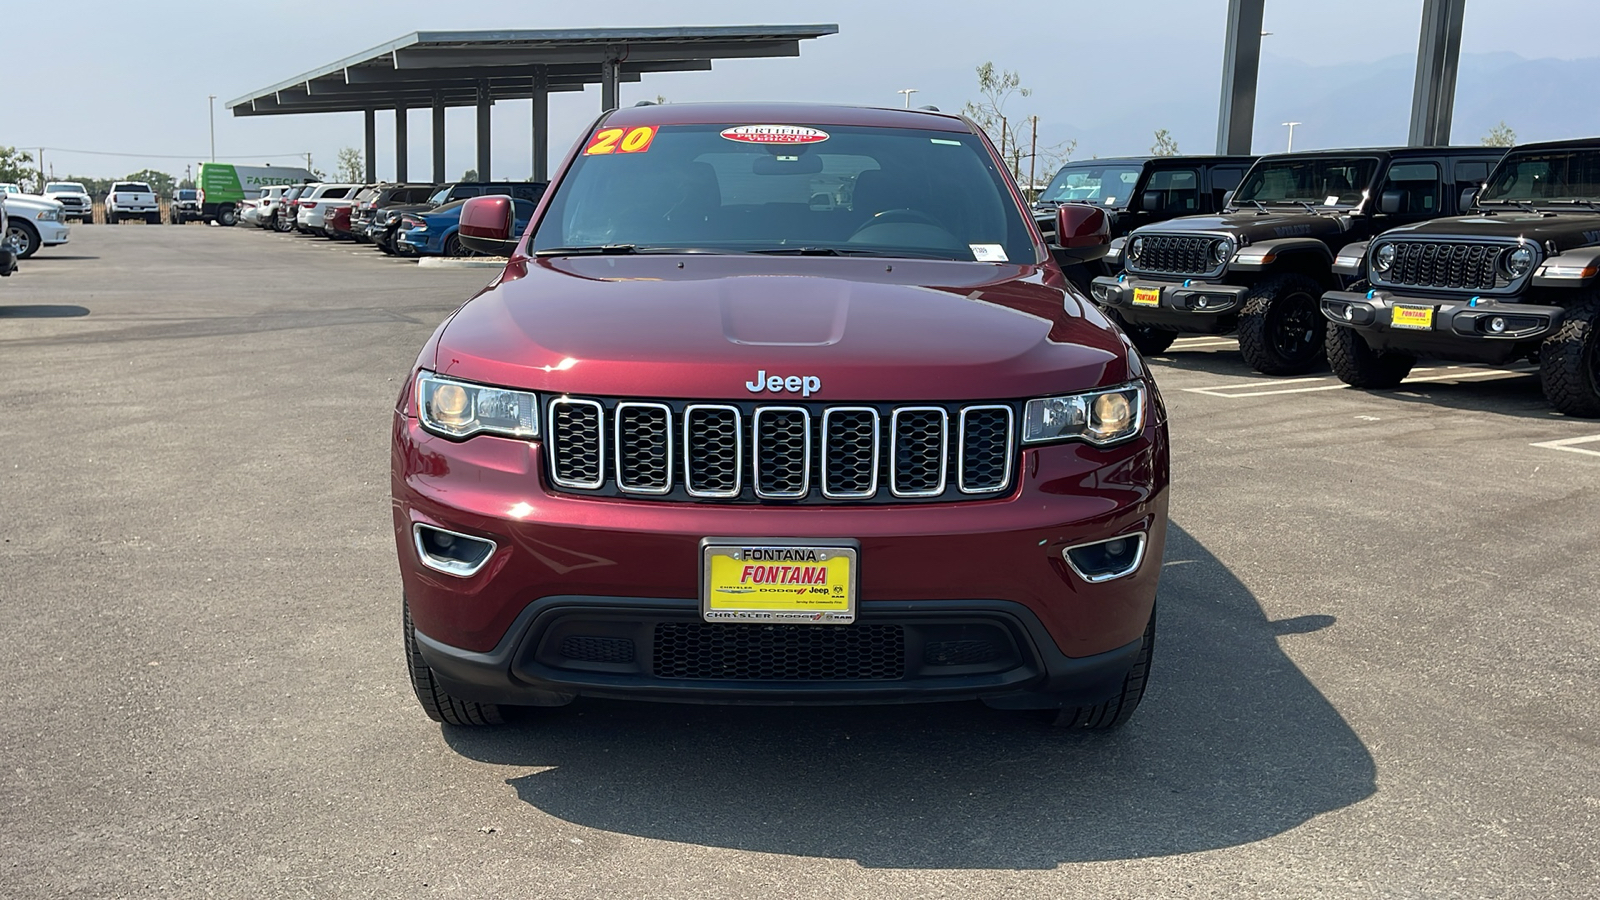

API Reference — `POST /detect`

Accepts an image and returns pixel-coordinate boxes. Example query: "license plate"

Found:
[1391,304,1435,330]
[700,539,858,624]
[1132,286,1161,307]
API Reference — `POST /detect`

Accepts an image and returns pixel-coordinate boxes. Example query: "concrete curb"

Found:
[416,256,507,269]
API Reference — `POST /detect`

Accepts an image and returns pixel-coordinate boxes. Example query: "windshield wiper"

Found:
[533,244,639,257]
[1479,199,1542,215]
[749,246,843,256]
[1233,199,1269,214]
[1549,199,1600,210]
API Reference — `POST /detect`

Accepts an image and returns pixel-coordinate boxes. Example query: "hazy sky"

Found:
[5,0,1597,182]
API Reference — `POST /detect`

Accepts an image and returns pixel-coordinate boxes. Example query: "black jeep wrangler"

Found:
[1321,138,1600,417]
[1035,155,1255,282]
[1090,147,1503,373]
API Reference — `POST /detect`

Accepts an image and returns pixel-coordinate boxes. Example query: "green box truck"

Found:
[197,163,316,226]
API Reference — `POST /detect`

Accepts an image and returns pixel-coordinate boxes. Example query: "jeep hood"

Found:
[1380,211,1600,249]
[1138,210,1348,241]
[431,255,1133,402]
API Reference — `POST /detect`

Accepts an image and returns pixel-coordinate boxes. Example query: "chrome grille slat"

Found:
[753,407,812,499]
[614,402,672,494]
[547,398,605,490]
[890,407,949,498]
[821,407,880,499]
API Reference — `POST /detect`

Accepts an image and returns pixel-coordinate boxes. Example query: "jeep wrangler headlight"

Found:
[1372,242,1396,274]
[1505,245,1535,278]
[1210,238,1235,267]
[416,371,539,440]
[1127,236,1145,263]
[1022,383,1145,447]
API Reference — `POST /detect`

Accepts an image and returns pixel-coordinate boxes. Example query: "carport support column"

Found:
[476,80,492,181]
[1409,0,1466,147]
[432,91,446,184]
[1215,0,1265,156]
[363,109,376,182]
[601,54,620,112]
[531,67,549,182]
[395,104,408,182]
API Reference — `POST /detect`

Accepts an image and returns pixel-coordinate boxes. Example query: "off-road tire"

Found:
[1539,292,1600,418]
[1237,272,1328,375]
[1107,308,1179,356]
[1054,608,1156,730]
[1327,323,1415,388]
[404,600,504,726]
[6,219,40,258]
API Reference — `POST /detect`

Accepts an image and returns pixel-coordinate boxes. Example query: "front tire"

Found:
[1054,609,1156,730]
[1540,292,1600,418]
[443,234,465,257]
[6,219,40,258]
[1106,308,1179,356]
[216,206,238,227]
[1327,323,1415,388]
[404,599,504,726]
[1237,272,1328,375]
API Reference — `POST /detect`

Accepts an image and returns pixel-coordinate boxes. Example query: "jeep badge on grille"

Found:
[745,370,821,397]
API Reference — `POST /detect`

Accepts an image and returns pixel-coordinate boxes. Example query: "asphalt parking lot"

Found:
[2,226,1597,899]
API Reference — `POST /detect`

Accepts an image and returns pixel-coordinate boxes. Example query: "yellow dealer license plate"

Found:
[1391,304,1435,330]
[1132,286,1162,307]
[700,539,858,625]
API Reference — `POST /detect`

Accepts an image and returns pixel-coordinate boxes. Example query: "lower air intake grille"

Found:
[653,623,906,680]
[559,636,636,664]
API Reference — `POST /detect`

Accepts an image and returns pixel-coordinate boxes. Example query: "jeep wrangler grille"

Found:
[1384,241,1506,292]
[1129,235,1220,277]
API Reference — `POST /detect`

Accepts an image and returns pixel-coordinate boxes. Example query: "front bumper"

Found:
[1321,289,1566,363]
[37,221,70,245]
[393,408,1168,706]
[1090,274,1248,333]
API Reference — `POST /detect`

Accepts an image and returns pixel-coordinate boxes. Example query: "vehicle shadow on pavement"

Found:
[0,304,90,318]
[1370,373,1559,421]
[444,523,1375,868]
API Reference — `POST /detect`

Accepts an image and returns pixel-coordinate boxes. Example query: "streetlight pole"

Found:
[1281,121,1301,152]
[208,95,217,161]
[896,88,918,108]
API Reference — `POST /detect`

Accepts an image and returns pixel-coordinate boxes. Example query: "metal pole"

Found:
[1215,0,1266,155]
[395,104,408,182]
[999,115,1007,166]
[207,95,216,161]
[476,81,492,180]
[432,91,446,183]
[532,67,550,182]
[1409,0,1466,146]
[601,56,620,112]
[897,88,918,108]
[363,109,376,182]
[1028,116,1038,200]
[1282,121,1301,152]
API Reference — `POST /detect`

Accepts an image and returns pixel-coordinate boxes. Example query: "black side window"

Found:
[1381,162,1441,214]
[512,184,547,202]
[1143,169,1201,213]
[1210,167,1245,207]
[452,187,485,199]
[1454,160,1490,186]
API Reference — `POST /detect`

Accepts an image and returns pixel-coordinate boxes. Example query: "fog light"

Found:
[413,524,496,577]
[1488,316,1507,334]
[1194,296,1210,310]
[1342,305,1356,321]
[1063,532,1148,583]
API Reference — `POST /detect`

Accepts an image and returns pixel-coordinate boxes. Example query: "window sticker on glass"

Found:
[1324,195,1340,206]
[1104,196,1117,205]
[584,125,659,155]
[930,138,963,146]
[970,243,1009,262]
[719,125,830,145]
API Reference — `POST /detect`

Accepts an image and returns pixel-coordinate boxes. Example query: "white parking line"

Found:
[1183,366,1538,398]
[1530,434,1600,458]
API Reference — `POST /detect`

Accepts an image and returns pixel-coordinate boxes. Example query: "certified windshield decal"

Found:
[720,125,830,145]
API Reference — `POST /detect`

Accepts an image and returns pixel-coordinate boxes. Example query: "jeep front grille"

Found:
[1382,241,1507,292]
[545,397,1016,504]
[1128,234,1222,277]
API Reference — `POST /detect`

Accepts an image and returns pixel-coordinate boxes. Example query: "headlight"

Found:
[1372,242,1396,273]
[416,371,539,440]
[1022,383,1145,447]
[1128,236,1145,262]
[1211,238,1234,266]
[1505,245,1535,278]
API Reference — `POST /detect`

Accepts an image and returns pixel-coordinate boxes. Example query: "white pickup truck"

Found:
[105,181,161,224]
[0,183,70,258]
[43,182,94,223]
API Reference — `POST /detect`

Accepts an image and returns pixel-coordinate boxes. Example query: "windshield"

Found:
[428,187,452,204]
[45,183,86,193]
[1480,148,1600,205]
[1234,157,1378,207]
[176,190,199,200]
[1037,164,1143,208]
[532,121,1035,262]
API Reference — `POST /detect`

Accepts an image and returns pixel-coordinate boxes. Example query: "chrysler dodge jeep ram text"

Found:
[1321,138,1600,417]
[1090,147,1503,373]
[392,103,1170,729]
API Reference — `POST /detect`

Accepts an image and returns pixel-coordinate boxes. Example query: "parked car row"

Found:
[1060,137,1600,417]
[243,179,547,258]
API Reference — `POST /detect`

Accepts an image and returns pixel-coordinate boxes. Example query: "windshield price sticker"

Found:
[701,542,857,624]
[720,125,830,145]
[970,243,1009,262]
[584,125,659,156]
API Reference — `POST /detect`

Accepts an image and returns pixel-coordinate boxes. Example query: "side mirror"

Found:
[1141,191,1163,212]
[457,194,520,256]
[1222,189,1236,209]
[1052,203,1110,263]
[1379,189,1407,215]
[1459,187,1478,211]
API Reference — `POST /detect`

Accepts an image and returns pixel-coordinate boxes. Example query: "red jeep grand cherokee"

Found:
[393,103,1170,729]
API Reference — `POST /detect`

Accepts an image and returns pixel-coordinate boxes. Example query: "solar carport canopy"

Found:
[226,26,838,182]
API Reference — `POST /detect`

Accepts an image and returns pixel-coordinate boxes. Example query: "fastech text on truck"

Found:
[392,103,1170,729]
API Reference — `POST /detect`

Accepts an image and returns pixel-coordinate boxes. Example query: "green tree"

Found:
[1482,121,1516,147]
[460,168,479,182]
[961,63,1075,186]
[1151,129,1180,157]
[0,146,37,185]
[125,168,176,197]
[336,147,364,182]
